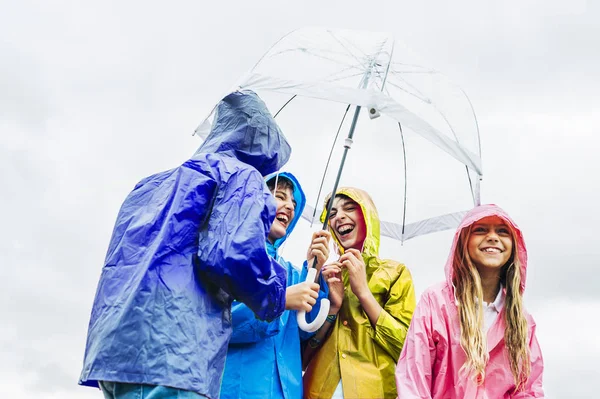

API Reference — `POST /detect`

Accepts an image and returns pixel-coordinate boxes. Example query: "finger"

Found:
[311,232,326,245]
[339,250,355,262]
[310,248,327,259]
[322,264,341,275]
[338,253,352,263]
[309,282,320,292]
[346,248,363,260]
[312,236,329,245]
[314,230,331,240]
[340,258,356,271]
[325,265,342,273]
[307,296,317,306]
[311,241,328,252]
[340,253,361,270]
[327,277,341,284]
[321,269,332,278]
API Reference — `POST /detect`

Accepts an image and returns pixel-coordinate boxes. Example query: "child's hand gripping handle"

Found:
[297,267,330,332]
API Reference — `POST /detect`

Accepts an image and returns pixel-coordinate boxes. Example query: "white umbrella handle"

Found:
[297,267,330,332]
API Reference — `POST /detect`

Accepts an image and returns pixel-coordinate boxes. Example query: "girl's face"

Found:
[267,185,296,244]
[329,196,366,251]
[467,216,513,273]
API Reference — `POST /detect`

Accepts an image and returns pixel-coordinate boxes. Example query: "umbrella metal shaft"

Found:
[310,104,363,270]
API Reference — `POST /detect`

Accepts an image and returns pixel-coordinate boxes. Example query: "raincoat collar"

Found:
[486,283,505,311]
[445,204,528,297]
[320,187,380,258]
[194,90,291,176]
[265,171,306,254]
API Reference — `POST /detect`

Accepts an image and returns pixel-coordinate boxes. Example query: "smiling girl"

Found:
[303,188,416,399]
[395,204,545,398]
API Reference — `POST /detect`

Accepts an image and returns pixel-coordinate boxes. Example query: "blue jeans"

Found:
[99,381,207,399]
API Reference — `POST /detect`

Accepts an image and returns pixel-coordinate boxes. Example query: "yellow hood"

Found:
[320,187,380,258]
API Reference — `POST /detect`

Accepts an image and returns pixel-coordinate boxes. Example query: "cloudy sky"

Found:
[1,1,598,398]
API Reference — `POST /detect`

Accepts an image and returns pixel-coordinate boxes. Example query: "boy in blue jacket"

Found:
[220,172,331,399]
[80,91,293,399]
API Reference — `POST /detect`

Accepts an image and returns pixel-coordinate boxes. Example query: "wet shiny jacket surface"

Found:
[303,187,416,399]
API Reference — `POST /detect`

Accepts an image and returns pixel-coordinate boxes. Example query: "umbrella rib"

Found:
[285,34,358,59]
[372,65,392,93]
[389,71,432,99]
[267,47,364,70]
[327,31,366,67]
[385,77,432,104]
[310,104,352,227]
[291,49,357,67]
[273,95,297,118]
[398,122,408,241]
[465,165,477,205]
[391,62,435,72]
[326,71,370,84]
[397,66,482,158]
[320,63,369,80]
[338,35,370,59]
[390,74,466,148]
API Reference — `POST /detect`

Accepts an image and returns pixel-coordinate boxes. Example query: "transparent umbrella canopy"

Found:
[195,27,483,331]
[196,26,482,243]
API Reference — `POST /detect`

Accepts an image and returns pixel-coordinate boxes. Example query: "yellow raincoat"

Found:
[303,187,416,399]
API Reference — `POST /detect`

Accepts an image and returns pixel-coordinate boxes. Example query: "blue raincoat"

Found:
[220,172,326,399]
[79,91,291,399]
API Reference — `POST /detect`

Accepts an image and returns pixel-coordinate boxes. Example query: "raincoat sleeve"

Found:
[298,260,329,341]
[228,301,282,344]
[372,264,416,360]
[513,319,545,398]
[197,167,286,322]
[395,290,435,399]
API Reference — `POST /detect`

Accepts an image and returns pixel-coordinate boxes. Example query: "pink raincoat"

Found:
[395,205,544,398]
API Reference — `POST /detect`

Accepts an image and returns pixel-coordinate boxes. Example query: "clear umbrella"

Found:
[195,27,482,331]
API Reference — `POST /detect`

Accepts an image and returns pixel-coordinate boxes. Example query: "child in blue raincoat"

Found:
[220,172,331,399]
[79,91,292,399]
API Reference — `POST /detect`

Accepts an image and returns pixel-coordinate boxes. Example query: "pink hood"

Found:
[444,204,528,298]
[395,205,544,399]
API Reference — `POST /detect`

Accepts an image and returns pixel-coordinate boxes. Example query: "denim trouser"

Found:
[99,381,207,399]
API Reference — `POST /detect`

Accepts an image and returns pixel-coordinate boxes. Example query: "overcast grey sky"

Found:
[1,1,598,398]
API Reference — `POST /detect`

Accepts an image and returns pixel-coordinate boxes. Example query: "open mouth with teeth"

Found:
[337,224,355,237]
[481,247,502,253]
[276,213,290,226]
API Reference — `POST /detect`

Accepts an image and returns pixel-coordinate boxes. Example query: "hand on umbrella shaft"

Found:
[306,231,331,273]
[285,282,320,312]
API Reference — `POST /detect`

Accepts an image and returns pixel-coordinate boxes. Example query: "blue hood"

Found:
[195,91,291,176]
[265,171,306,253]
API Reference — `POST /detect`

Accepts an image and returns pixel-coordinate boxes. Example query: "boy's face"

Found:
[267,185,296,244]
[328,196,366,251]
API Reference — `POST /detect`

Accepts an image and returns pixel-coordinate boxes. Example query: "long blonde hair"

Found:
[453,224,531,391]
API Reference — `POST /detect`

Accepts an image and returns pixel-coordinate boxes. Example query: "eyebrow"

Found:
[331,200,355,211]
[275,189,296,206]
[473,223,509,228]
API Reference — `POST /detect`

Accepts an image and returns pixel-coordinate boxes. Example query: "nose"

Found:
[486,231,499,242]
[331,212,346,226]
